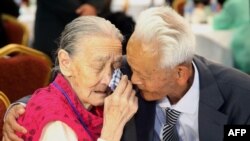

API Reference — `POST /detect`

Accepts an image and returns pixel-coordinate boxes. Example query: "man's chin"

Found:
[140,91,157,101]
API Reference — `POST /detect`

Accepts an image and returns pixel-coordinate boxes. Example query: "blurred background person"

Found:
[216,0,226,11]
[0,0,20,17]
[213,0,249,29]
[110,0,166,21]
[231,24,250,74]
[33,0,105,62]
[103,12,135,55]
[191,0,211,24]
[100,0,166,55]
[0,0,20,47]
[0,19,8,47]
[213,0,250,74]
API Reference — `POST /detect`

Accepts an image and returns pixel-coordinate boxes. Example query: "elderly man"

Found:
[126,6,250,141]
[3,6,250,141]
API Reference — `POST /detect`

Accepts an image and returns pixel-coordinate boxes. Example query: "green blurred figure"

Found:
[213,0,250,74]
[231,25,250,74]
[213,0,249,29]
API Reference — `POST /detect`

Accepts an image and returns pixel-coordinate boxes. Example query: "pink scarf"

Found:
[17,74,103,141]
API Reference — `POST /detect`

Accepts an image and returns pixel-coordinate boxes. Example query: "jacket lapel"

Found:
[122,117,137,141]
[194,56,228,141]
[135,93,156,141]
[198,102,228,141]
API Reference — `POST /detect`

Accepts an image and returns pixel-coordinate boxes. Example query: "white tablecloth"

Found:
[192,24,234,67]
[110,0,165,21]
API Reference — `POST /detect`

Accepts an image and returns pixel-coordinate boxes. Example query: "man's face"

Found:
[64,37,122,106]
[127,37,179,101]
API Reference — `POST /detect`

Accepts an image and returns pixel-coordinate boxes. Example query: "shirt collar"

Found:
[158,62,200,114]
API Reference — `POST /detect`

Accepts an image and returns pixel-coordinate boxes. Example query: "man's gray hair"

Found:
[133,6,195,68]
[53,16,123,73]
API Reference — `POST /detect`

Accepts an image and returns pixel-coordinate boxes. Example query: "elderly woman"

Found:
[11,16,138,141]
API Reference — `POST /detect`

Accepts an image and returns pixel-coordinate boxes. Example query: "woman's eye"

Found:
[94,68,102,72]
[92,65,104,72]
[95,67,103,72]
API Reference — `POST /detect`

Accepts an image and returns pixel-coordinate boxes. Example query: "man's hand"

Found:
[2,104,27,141]
[76,4,97,16]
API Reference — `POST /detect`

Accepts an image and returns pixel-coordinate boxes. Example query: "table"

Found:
[192,23,234,67]
[110,0,165,21]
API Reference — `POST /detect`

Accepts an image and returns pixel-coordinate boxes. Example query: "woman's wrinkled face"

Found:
[60,37,122,107]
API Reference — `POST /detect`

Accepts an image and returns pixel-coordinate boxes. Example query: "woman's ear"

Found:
[58,49,72,77]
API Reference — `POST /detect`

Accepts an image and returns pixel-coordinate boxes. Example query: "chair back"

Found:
[1,14,29,46]
[0,44,53,102]
[0,91,10,139]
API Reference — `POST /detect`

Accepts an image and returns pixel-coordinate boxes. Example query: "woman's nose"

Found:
[101,71,112,85]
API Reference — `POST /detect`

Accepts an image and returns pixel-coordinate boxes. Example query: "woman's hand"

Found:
[101,75,138,141]
[2,104,27,141]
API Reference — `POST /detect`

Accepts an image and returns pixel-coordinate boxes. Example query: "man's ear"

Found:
[58,49,72,77]
[175,65,191,86]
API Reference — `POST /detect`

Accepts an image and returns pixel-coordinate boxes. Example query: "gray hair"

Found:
[53,16,123,73]
[133,6,195,68]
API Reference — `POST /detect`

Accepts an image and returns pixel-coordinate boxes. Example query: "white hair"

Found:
[59,16,123,55]
[133,6,196,68]
[53,16,123,73]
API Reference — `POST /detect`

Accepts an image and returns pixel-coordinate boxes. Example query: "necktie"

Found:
[162,108,181,141]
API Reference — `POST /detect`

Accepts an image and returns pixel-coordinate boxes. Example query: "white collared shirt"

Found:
[154,62,200,141]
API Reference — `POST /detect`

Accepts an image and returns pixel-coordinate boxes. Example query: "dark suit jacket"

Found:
[125,55,250,141]
[0,0,19,17]
[33,0,104,60]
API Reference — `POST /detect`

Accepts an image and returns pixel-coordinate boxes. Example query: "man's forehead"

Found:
[128,38,157,58]
[127,37,143,54]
